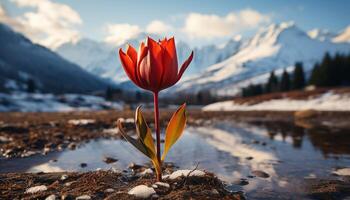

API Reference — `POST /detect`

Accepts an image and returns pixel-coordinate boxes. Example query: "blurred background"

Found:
[0,0,349,111]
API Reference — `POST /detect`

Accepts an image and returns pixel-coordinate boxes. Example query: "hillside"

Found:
[0,23,108,94]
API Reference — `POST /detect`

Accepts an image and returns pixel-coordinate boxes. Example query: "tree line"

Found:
[241,52,350,97]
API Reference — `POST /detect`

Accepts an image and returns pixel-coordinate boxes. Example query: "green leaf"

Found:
[117,120,151,158]
[161,103,187,161]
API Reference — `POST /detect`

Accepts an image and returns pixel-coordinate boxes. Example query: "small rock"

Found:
[169,170,205,179]
[155,182,170,188]
[103,156,118,164]
[80,163,87,168]
[332,168,350,176]
[139,168,153,176]
[211,189,219,195]
[152,184,158,188]
[45,194,56,200]
[65,181,75,187]
[68,143,77,150]
[128,162,143,170]
[245,156,253,160]
[251,170,270,178]
[25,185,47,194]
[233,179,249,186]
[75,195,91,200]
[49,159,58,163]
[104,188,115,193]
[61,174,68,181]
[128,185,156,198]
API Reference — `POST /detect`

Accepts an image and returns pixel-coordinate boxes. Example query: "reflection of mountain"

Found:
[0,23,108,94]
[254,121,350,156]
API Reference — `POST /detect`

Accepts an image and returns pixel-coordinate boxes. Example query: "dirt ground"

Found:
[0,169,244,200]
[1,110,350,199]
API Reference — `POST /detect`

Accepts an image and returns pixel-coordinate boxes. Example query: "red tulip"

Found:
[119,37,193,93]
[118,36,193,181]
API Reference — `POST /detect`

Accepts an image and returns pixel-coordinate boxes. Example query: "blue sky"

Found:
[1,0,349,48]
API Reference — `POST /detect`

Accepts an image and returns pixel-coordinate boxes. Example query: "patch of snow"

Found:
[25,185,47,194]
[0,92,122,112]
[68,119,95,125]
[169,169,205,179]
[333,168,350,176]
[203,92,350,111]
[128,185,156,198]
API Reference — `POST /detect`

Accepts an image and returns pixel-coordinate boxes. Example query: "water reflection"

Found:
[1,120,350,199]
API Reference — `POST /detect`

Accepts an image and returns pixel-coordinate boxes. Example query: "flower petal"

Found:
[127,44,138,64]
[119,48,142,88]
[175,51,193,83]
[161,37,178,88]
[142,37,164,90]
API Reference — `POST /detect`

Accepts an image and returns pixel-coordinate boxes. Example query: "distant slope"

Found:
[175,22,350,96]
[0,23,108,94]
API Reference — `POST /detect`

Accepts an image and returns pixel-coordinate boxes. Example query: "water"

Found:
[1,120,350,199]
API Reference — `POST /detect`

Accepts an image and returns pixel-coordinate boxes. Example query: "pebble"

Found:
[68,143,77,150]
[80,163,87,168]
[139,168,153,176]
[45,194,56,200]
[61,174,68,181]
[128,185,156,198]
[104,188,115,193]
[251,170,270,178]
[25,185,47,194]
[155,182,170,188]
[75,195,91,200]
[103,156,118,164]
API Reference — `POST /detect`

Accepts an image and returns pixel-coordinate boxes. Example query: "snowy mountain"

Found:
[307,29,337,42]
[0,23,108,94]
[175,22,350,96]
[56,34,241,84]
[333,26,350,43]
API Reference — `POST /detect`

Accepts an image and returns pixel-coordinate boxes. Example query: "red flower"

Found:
[119,37,193,93]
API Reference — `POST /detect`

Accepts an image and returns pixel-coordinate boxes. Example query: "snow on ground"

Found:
[0,93,122,112]
[25,185,48,194]
[203,92,350,111]
[332,168,350,176]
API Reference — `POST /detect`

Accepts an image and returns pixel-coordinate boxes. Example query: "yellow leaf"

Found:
[161,103,187,161]
[135,107,161,175]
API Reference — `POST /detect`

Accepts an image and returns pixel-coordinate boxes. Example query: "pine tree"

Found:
[105,86,113,100]
[280,69,290,91]
[292,62,305,90]
[26,79,36,93]
[266,71,279,93]
[309,63,321,86]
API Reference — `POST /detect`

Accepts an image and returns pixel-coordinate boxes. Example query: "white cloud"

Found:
[0,0,82,49]
[146,20,173,35]
[183,9,271,39]
[104,23,142,46]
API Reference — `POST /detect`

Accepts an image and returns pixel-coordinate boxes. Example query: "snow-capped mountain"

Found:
[307,29,337,42]
[56,35,241,84]
[0,23,108,94]
[333,26,350,43]
[175,22,350,96]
